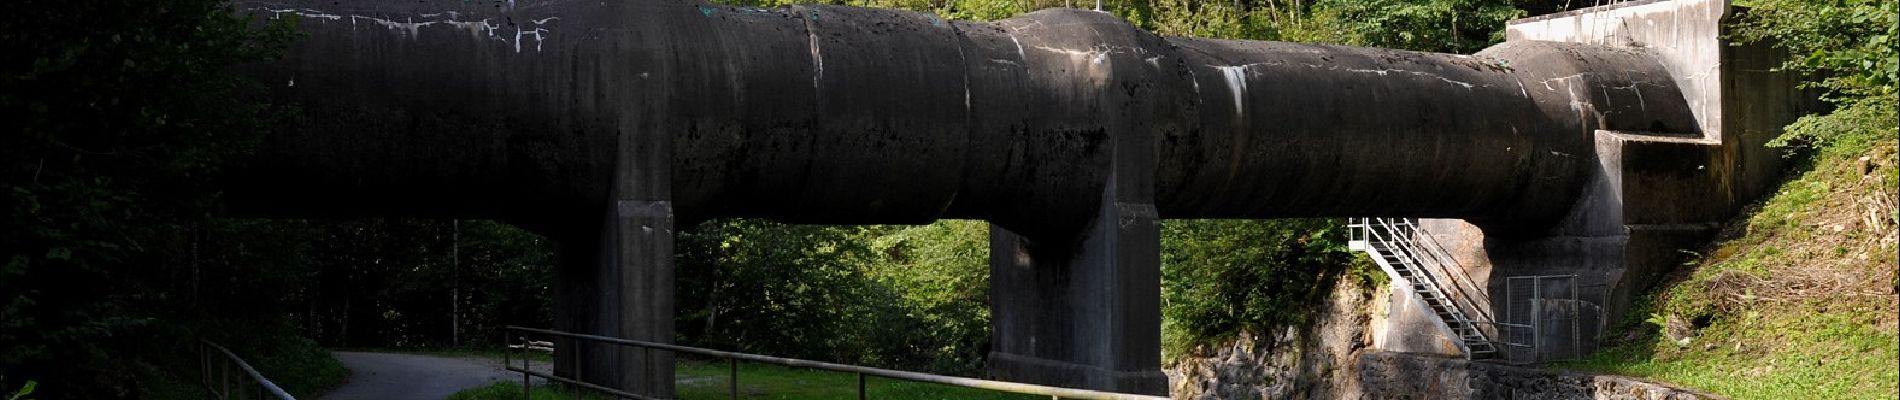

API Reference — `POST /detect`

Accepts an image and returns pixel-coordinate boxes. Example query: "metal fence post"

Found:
[857,372,866,400]
[222,355,231,399]
[1571,277,1580,359]
[200,343,209,398]
[519,332,530,400]
[573,346,581,400]
[1532,277,1542,360]
[729,358,739,400]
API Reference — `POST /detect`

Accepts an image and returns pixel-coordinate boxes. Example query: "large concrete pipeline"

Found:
[231,0,1692,237]
[229,0,1700,395]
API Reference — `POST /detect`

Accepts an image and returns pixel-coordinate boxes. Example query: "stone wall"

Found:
[1357,352,1723,400]
[1168,277,1382,399]
[1168,277,1719,399]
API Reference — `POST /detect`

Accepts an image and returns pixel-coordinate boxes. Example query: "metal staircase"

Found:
[1348,218,1499,359]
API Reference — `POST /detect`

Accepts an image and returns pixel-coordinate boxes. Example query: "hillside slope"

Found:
[1567,131,1898,398]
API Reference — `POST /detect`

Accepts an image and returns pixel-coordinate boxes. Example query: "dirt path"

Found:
[319,351,548,400]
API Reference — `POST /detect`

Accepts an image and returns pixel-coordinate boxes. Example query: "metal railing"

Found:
[1469,321,1535,348]
[503,326,1169,400]
[1395,220,1495,322]
[1352,218,1494,323]
[199,340,296,400]
[1349,218,1498,357]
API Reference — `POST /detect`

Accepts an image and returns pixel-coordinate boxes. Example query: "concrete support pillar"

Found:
[985,33,1167,389]
[552,114,677,396]
[987,204,1166,394]
[552,201,675,397]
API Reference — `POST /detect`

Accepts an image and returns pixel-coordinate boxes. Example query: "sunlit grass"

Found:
[452,360,1043,400]
[1558,140,1899,399]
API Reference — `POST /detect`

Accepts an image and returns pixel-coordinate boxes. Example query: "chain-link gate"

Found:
[1501,275,1605,362]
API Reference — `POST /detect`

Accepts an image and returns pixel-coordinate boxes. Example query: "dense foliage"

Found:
[1736,0,1896,103]
[0,0,559,396]
[676,220,991,374]
[274,219,555,349]
[0,0,305,396]
[1159,219,1378,359]
[1736,0,1898,157]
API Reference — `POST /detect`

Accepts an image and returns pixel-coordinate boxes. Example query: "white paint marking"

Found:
[252,7,554,53]
[1029,45,1109,64]
[1327,66,1479,89]
[801,8,824,89]
[1215,65,1248,116]
[808,32,823,88]
[1007,34,1027,62]
[964,85,972,112]
[1187,66,1200,94]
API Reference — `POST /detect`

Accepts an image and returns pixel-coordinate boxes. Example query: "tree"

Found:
[1736,0,1898,155]
[0,0,293,396]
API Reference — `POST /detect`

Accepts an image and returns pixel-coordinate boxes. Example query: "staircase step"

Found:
[1359,219,1497,358]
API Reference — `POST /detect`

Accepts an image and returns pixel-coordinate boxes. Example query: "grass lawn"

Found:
[1557,138,1898,399]
[1561,301,1896,399]
[676,360,1040,400]
[452,360,1043,400]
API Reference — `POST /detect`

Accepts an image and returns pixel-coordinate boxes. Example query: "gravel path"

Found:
[318,352,548,400]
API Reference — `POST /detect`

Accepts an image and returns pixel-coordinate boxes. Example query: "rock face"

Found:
[1169,277,1382,399]
[1168,278,1720,400]
[1356,352,1723,400]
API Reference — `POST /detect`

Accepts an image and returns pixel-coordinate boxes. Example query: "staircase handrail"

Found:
[1357,218,1496,348]
[1373,219,1494,326]
[1390,219,1496,323]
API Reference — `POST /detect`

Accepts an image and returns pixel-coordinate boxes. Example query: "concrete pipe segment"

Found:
[226,0,1703,395]
[229,0,1693,236]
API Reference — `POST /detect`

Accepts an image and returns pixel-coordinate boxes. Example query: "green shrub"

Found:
[5,381,35,400]
[675,219,993,375]
[1159,219,1368,361]
[0,0,297,396]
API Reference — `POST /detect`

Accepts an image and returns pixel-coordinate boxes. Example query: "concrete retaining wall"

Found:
[1358,352,1723,400]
